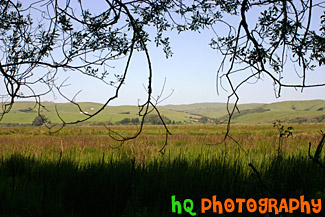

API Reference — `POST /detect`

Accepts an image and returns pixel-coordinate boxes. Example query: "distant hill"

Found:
[163,100,325,124]
[228,100,325,124]
[1,100,325,125]
[0,101,197,125]
[163,102,264,119]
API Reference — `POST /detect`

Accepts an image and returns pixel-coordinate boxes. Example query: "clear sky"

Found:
[50,29,325,106]
[19,1,325,106]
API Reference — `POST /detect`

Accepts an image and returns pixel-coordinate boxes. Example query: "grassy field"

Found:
[2,100,325,125]
[0,102,195,125]
[0,124,324,216]
[163,102,264,119]
[164,100,325,123]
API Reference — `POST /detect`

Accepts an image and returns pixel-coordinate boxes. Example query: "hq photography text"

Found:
[171,195,322,216]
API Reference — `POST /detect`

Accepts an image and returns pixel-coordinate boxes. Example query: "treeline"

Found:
[115,114,178,125]
[3,114,219,127]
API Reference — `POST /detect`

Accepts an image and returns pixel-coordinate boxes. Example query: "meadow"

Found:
[0,124,324,216]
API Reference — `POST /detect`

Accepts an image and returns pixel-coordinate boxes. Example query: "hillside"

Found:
[163,102,264,119]
[231,100,325,124]
[163,100,325,124]
[0,100,325,125]
[0,102,197,125]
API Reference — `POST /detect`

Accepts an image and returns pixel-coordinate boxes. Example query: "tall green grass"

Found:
[0,124,324,216]
[0,153,324,216]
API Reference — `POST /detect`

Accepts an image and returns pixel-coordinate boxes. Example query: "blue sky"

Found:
[54,28,325,106]
[20,0,325,106]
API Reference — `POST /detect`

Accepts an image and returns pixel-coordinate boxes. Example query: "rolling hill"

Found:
[0,101,197,125]
[0,100,325,125]
[163,102,264,119]
[229,100,325,124]
[163,100,325,124]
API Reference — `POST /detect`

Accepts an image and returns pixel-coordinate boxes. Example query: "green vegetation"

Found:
[32,115,49,126]
[0,124,324,216]
[165,100,325,124]
[216,100,325,124]
[163,102,264,119]
[2,100,325,126]
[0,102,192,125]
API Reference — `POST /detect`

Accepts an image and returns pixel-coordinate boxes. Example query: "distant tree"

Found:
[145,114,171,125]
[19,107,36,113]
[120,112,130,115]
[131,118,140,125]
[119,118,130,125]
[32,115,48,126]
[199,116,208,123]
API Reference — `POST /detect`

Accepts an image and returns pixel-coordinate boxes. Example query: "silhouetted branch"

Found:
[249,163,281,199]
[308,133,325,169]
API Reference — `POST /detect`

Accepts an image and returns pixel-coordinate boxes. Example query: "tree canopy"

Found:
[1,0,325,140]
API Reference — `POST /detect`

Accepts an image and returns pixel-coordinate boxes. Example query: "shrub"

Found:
[32,115,48,126]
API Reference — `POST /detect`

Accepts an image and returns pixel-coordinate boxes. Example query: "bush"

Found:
[119,118,130,125]
[145,114,171,125]
[32,115,48,126]
[131,118,139,125]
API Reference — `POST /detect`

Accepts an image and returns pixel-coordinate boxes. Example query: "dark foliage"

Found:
[32,115,48,126]
[0,154,324,216]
